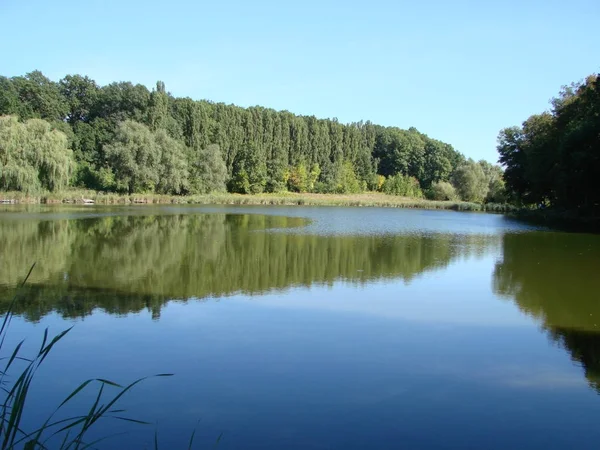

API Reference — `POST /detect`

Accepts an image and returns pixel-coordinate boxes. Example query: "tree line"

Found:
[497,74,600,214]
[1,71,506,201]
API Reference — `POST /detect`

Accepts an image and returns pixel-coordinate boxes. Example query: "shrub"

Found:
[427,181,459,201]
[382,174,423,198]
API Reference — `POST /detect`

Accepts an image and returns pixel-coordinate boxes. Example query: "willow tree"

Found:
[105,120,161,194]
[0,115,73,192]
[24,118,74,191]
[188,144,228,194]
[0,115,38,191]
[155,129,189,194]
[452,160,489,203]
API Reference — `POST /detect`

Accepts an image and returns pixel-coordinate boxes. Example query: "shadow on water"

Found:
[494,231,600,393]
[0,212,499,321]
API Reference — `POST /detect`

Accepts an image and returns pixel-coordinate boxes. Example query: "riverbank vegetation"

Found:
[0,189,516,213]
[497,74,599,217]
[1,71,507,206]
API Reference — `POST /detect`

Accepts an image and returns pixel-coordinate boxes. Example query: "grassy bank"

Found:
[0,190,518,212]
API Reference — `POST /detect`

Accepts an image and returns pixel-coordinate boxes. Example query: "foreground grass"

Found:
[0,190,517,213]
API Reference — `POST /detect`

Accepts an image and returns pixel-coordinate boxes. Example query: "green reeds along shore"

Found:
[0,190,518,213]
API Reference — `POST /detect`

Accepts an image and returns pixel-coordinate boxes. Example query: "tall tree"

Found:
[10,71,66,121]
[154,129,189,194]
[188,144,228,194]
[59,75,99,124]
[229,143,267,194]
[105,120,161,194]
[452,160,489,203]
[0,116,73,192]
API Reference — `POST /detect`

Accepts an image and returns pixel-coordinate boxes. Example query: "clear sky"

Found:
[1,0,598,162]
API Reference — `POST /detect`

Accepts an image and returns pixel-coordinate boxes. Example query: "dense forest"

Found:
[0,71,506,202]
[497,74,600,214]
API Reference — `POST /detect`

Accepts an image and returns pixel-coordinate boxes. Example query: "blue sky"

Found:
[1,0,598,162]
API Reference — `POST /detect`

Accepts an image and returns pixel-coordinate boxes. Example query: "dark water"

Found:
[1,205,600,449]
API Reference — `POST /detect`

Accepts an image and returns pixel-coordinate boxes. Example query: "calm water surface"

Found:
[1,205,600,449]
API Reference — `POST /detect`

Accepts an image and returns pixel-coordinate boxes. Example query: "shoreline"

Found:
[0,190,515,212]
[508,209,600,233]
[3,190,597,232]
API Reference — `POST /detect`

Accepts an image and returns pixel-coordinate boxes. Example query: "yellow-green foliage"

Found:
[336,161,362,194]
[428,181,459,201]
[287,162,320,193]
[0,115,74,192]
[382,173,423,198]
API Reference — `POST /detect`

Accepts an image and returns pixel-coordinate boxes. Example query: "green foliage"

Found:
[382,173,423,198]
[0,77,19,116]
[334,161,362,194]
[422,140,453,188]
[229,144,267,194]
[482,163,507,203]
[0,116,74,193]
[451,160,489,203]
[105,120,161,194]
[188,144,228,194]
[155,129,189,194]
[1,70,474,197]
[373,174,386,192]
[498,74,600,213]
[59,74,99,124]
[287,162,320,193]
[427,181,459,201]
[148,81,171,132]
[8,71,67,121]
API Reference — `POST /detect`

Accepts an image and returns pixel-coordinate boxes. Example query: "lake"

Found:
[1,205,600,449]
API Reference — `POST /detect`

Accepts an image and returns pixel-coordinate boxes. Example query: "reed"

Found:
[0,190,516,213]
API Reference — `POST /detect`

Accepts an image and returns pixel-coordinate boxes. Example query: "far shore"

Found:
[2,191,599,232]
[0,190,516,213]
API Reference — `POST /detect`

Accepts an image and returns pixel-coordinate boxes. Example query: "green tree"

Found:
[0,115,39,192]
[10,71,67,121]
[0,116,73,192]
[428,181,458,201]
[24,118,74,191]
[189,144,228,194]
[422,140,453,188]
[451,160,489,202]
[154,129,189,194]
[0,77,19,116]
[229,144,267,194]
[59,75,99,124]
[148,81,169,131]
[497,74,600,213]
[1,70,475,197]
[92,81,150,124]
[382,173,423,198]
[335,161,362,194]
[104,120,161,194]
[479,160,507,203]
